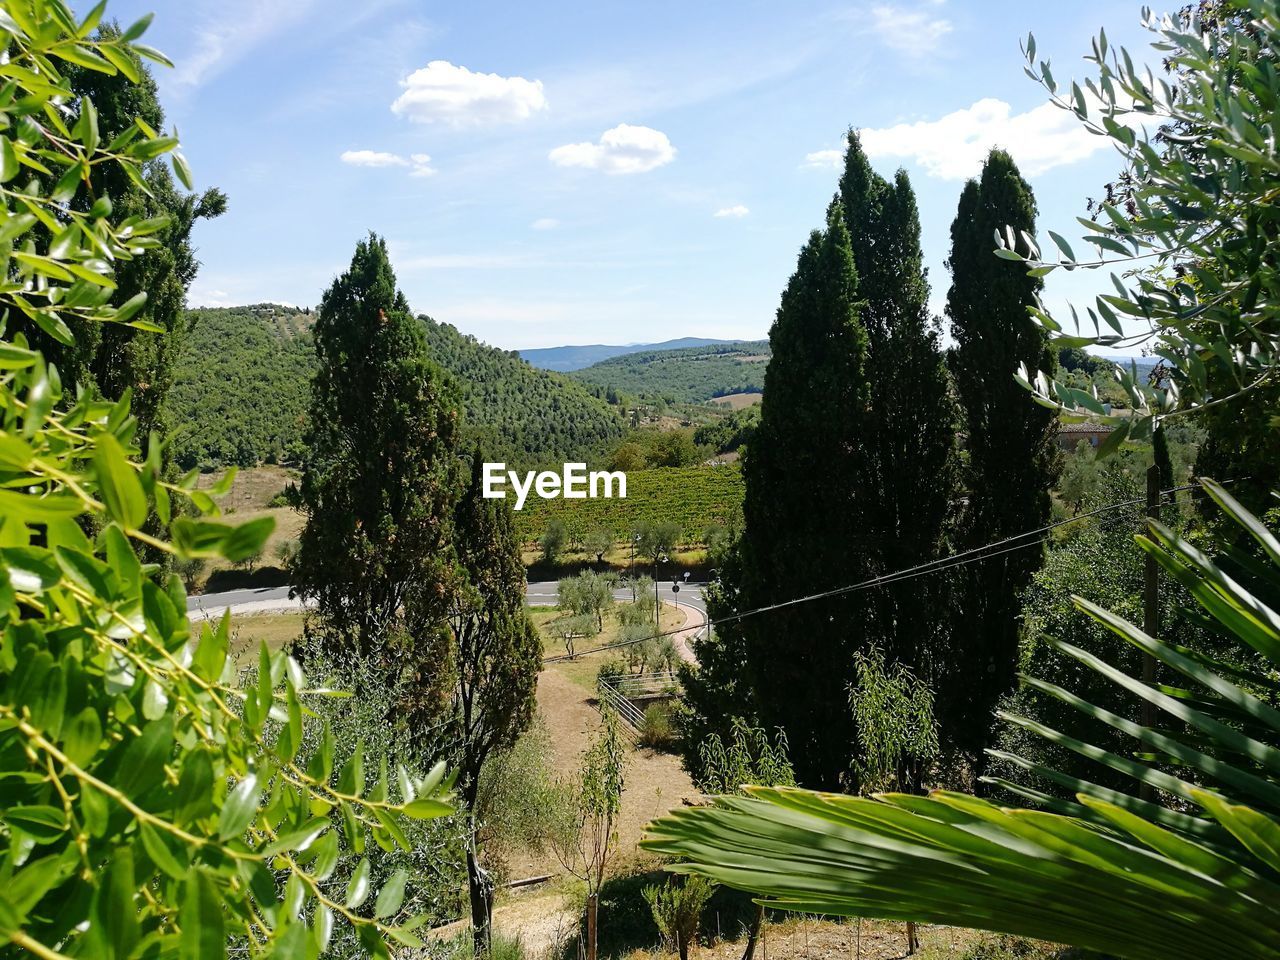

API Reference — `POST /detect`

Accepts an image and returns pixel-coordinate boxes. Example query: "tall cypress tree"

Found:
[449,448,543,950]
[839,133,959,692]
[695,202,872,789]
[945,149,1060,759]
[294,234,461,690]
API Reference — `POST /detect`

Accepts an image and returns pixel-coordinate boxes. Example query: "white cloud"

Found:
[865,3,952,57]
[340,150,435,177]
[858,97,1138,180]
[549,124,676,175]
[174,1,315,87]
[803,149,842,169]
[391,61,548,126]
[531,218,560,230]
[714,205,750,218]
[409,153,436,177]
[340,150,408,168]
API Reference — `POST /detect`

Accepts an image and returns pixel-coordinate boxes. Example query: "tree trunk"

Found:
[905,921,919,955]
[741,903,765,960]
[586,892,599,960]
[468,847,494,956]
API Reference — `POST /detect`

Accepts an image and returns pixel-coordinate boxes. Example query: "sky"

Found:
[106,0,1163,351]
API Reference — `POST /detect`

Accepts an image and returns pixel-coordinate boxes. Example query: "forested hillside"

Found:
[419,316,624,466]
[520,336,734,371]
[169,304,314,469]
[168,305,624,470]
[568,340,770,402]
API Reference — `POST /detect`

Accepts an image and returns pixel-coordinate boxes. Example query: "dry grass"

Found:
[708,392,762,411]
[190,466,302,591]
[220,611,306,665]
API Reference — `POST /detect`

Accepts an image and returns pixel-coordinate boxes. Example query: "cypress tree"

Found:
[692,202,872,789]
[449,448,543,950]
[945,149,1060,759]
[294,234,461,689]
[838,133,960,694]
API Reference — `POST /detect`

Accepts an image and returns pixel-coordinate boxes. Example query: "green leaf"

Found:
[118,717,174,798]
[218,775,259,841]
[179,870,226,960]
[93,434,147,529]
[62,707,102,767]
[139,822,189,880]
[375,868,409,919]
[402,797,452,819]
[97,848,140,959]
[345,857,371,909]
[0,491,83,523]
[3,806,65,841]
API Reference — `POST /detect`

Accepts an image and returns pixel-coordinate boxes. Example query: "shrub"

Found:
[643,875,718,960]
[542,518,569,563]
[598,659,627,688]
[638,702,678,750]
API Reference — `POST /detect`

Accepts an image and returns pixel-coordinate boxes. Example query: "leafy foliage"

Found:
[642,875,717,960]
[568,341,770,404]
[0,8,450,956]
[1003,5,1280,486]
[644,482,1280,960]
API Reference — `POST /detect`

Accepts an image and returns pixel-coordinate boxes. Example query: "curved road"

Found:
[187,579,709,625]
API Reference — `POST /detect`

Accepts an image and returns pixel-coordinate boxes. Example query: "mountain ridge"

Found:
[519,336,743,372]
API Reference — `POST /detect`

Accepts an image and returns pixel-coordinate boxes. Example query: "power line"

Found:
[541,482,1203,664]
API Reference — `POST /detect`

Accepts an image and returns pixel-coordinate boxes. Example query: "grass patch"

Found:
[221,612,306,665]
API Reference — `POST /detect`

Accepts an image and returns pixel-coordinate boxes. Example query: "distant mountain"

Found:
[168,305,623,471]
[520,337,739,372]
[567,340,772,403]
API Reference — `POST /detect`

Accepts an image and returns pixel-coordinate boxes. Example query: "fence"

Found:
[596,670,679,734]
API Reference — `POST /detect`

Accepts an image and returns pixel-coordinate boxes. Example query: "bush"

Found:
[638,702,678,750]
[597,659,627,687]
[542,518,569,563]
[643,875,717,960]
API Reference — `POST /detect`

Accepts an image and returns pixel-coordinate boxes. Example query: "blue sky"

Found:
[109,0,1160,351]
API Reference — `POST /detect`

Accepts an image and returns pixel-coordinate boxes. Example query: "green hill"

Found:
[167,305,624,471]
[168,304,314,470]
[567,340,771,403]
[418,317,624,468]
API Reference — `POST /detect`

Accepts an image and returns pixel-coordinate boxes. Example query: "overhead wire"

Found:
[540,481,1203,664]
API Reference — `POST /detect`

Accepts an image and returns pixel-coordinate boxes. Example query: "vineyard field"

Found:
[513,465,744,544]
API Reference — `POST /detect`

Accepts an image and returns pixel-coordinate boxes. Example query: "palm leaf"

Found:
[643,483,1280,959]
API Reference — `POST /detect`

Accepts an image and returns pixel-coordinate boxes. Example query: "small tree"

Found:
[554,707,627,960]
[559,570,614,631]
[585,528,613,564]
[696,720,795,960]
[542,518,569,564]
[635,519,681,564]
[560,613,596,659]
[849,645,939,955]
[644,875,717,960]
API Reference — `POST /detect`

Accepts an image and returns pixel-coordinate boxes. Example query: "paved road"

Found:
[188,579,709,623]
